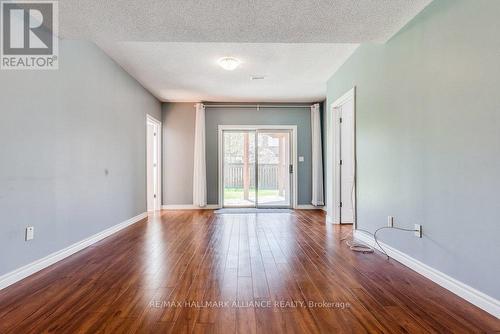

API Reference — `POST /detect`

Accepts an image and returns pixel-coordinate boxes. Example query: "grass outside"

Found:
[224,187,280,200]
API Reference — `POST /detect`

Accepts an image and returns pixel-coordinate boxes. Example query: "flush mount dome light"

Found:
[218,57,241,71]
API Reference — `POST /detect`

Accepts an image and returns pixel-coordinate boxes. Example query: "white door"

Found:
[339,99,355,224]
[339,98,355,223]
[147,116,161,211]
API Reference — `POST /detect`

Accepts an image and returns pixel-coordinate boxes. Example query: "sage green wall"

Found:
[326,0,500,298]
[162,103,196,205]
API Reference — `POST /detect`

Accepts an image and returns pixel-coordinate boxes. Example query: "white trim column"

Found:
[193,103,207,207]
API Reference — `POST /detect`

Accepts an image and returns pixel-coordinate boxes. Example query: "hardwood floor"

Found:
[0,210,498,333]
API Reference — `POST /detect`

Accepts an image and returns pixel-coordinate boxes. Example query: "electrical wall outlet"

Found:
[26,226,34,241]
[414,224,422,238]
[387,216,394,227]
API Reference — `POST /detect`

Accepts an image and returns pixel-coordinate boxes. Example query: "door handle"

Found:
[289,164,293,173]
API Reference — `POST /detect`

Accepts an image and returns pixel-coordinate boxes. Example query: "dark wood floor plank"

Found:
[0,210,497,333]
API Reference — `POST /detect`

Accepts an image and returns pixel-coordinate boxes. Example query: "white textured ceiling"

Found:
[63,0,431,102]
[60,0,432,43]
[100,42,359,102]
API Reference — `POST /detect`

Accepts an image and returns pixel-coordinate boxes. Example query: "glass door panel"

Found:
[223,131,256,207]
[257,131,291,207]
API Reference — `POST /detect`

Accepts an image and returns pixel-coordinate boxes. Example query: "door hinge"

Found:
[339,160,343,165]
[289,164,293,173]
[339,117,343,123]
[339,202,343,208]
[154,132,157,136]
[154,194,157,198]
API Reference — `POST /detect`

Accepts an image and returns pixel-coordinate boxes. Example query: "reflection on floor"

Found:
[0,210,497,333]
[214,208,292,214]
[223,190,288,207]
[223,195,287,207]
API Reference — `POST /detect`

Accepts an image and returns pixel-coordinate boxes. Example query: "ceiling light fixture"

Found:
[218,57,241,71]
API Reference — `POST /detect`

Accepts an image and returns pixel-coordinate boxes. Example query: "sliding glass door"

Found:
[223,131,256,207]
[222,128,292,208]
[256,130,291,207]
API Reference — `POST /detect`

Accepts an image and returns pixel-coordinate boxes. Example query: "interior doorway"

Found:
[146,115,162,211]
[331,88,356,225]
[218,126,297,208]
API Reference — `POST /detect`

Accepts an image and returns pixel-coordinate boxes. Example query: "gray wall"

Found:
[162,103,196,205]
[326,0,500,298]
[162,103,315,206]
[206,105,313,205]
[0,40,161,276]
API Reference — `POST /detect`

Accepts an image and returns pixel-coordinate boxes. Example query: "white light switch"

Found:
[298,156,305,162]
[26,226,34,241]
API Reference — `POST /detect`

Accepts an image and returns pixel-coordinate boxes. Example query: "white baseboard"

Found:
[162,204,220,210]
[163,205,325,210]
[295,204,324,210]
[0,212,148,291]
[164,204,325,211]
[354,230,500,318]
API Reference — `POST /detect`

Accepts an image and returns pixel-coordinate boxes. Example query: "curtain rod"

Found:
[204,104,313,108]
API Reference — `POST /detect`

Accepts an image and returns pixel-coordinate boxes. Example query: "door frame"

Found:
[330,87,356,226]
[218,125,298,209]
[146,114,162,211]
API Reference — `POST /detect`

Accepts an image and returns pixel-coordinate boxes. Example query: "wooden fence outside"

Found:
[224,163,284,189]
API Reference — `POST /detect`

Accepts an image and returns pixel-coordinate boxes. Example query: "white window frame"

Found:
[217,125,298,209]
